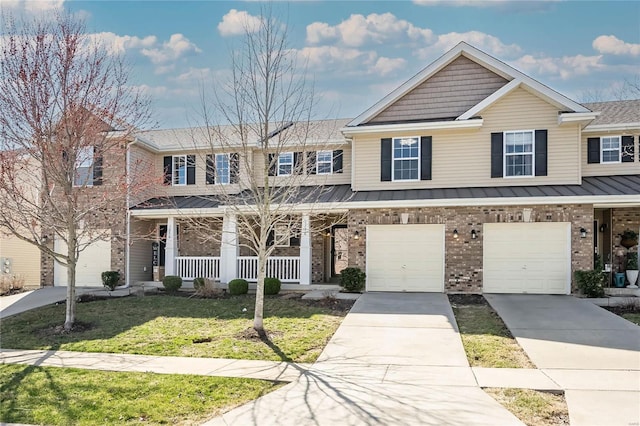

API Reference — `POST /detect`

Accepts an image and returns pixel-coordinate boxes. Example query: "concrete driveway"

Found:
[209,293,523,426]
[0,287,99,319]
[486,294,640,426]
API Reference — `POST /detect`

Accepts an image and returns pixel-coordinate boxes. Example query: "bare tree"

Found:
[183,7,345,334]
[0,13,152,330]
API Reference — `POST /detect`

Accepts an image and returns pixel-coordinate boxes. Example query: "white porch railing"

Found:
[176,256,220,280]
[237,256,300,283]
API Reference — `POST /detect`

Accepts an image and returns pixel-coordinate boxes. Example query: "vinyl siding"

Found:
[353,88,581,191]
[129,219,155,283]
[0,232,41,288]
[368,55,510,124]
[582,131,640,176]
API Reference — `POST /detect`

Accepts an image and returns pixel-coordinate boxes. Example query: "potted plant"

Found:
[620,229,638,249]
[626,252,639,288]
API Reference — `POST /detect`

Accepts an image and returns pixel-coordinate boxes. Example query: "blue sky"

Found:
[3,1,639,128]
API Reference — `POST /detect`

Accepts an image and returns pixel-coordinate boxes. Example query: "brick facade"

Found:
[612,207,640,271]
[347,204,595,293]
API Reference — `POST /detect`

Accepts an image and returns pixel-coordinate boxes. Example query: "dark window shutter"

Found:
[622,136,635,163]
[267,230,274,246]
[307,151,317,175]
[186,155,196,185]
[268,153,276,176]
[381,138,392,181]
[206,154,215,184]
[230,153,240,183]
[92,149,103,185]
[289,236,300,247]
[420,136,432,180]
[333,150,343,174]
[163,156,172,185]
[294,152,303,174]
[534,130,548,176]
[491,132,503,178]
[587,138,600,164]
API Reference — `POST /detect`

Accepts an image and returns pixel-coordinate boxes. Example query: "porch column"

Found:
[300,214,312,285]
[165,216,177,276]
[220,214,238,283]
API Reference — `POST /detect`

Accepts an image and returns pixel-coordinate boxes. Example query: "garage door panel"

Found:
[483,223,570,295]
[54,231,111,287]
[366,224,444,292]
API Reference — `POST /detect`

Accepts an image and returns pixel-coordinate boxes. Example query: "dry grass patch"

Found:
[485,388,569,425]
[449,295,534,368]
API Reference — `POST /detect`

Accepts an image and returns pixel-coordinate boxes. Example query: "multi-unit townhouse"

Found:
[21,42,639,294]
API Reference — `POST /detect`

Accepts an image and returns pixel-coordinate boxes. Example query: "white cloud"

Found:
[174,67,213,83]
[88,32,157,56]
[217,9,262,37]
[514,54,604,80]
[416,31,521,59]
[297,45,406,77]
[0,0,64,12]
[593,35,640,57]
[141,34,201,64]
[373,57,407,76]
[306,13,432,47]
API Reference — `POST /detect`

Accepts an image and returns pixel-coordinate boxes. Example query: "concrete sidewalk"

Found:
[486,294,640,426]
[207,293,524,426]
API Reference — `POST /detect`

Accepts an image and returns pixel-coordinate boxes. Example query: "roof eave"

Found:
[583,123,640,133]
[341,118,484,136]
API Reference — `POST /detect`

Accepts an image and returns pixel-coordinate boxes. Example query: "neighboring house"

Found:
[0,230,41,289]
[43,42,640,294]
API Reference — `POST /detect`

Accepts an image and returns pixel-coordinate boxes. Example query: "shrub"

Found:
[264,277,281,295]
[162,275,183,292]
[339,267,366,293]
[228,278,249,295]
[626,252,638,270]
[574,269,605,298]
[193,277,206,290]
[101,271,120,291]
[0,275,25,296]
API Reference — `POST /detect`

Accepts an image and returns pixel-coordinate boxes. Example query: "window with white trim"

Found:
[392,137,419,181]
[316,151,333,174]
[274,225,290,247]
[278,152,293,176]
[215,154,230,184]
[74,146,94,187]
[504,131,534,177]
[601,136,621,163]
[173,155,187,185]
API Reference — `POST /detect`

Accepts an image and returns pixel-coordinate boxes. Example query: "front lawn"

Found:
[0,364,279,425]
[0,294,351,363]
[449,295,534,368]
[485,388,569,426]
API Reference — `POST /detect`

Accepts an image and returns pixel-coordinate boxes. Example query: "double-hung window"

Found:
[278,152,293,176]
[316,151,333,174]
[392,137,419,181]
[274,225,290,247]
[173,155,187,185]
[601,136,621,163]
[74,146,94,187]
[215,154,230,184]
[504,131,534,177]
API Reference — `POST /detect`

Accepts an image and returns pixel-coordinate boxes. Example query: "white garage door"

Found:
[483,222,570,294]
[54,231,111,287]
[366,224,444,292]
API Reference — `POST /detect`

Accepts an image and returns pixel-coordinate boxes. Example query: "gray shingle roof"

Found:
[132,175,640,210]
[583,100,640,126]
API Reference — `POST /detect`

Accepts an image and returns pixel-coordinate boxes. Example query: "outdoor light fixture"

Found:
[580,228,587,238]
[471,229,478,239]
[599,224,607,233]
[453,229,459,239]
[354,231,360,240]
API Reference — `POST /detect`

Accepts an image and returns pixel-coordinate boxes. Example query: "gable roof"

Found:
[347,42,591,127]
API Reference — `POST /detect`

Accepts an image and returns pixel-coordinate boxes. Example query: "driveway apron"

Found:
[210,293,523,426]
[486,294,640,426]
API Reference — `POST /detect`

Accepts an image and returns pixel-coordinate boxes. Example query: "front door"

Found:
[332,225,348,276]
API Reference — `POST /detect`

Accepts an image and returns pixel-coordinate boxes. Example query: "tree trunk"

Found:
[64,231,77,331]
[254,248,266,335]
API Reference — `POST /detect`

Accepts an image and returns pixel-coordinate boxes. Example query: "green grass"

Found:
[0,364,279,425]
[485,388,569,426]
[0,295,348,363]
[451,303,534,368]
[622,313,640,325]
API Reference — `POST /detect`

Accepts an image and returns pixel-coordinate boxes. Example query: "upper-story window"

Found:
[601,136,621,163]
[215,154,230,184]
[316,151,333,174]
[173,155,187,185]
[278,152,294,176]
[504,130,534,177]
[74,146,95,187]
[392,137,419,181]
[164,154,196,186]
